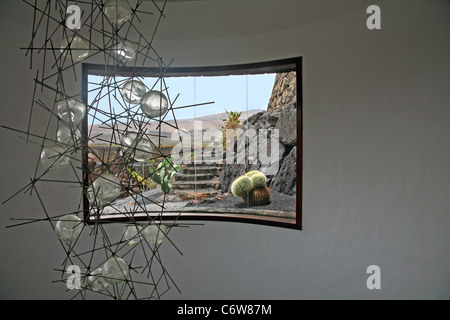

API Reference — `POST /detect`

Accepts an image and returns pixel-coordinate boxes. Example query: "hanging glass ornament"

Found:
[132,138,153,162]
[40,143,71,172]
[120,132,153,162]
[102,256,130,285]
[60,34,89,62]
[114,40,137,63]
[140,90,169,119]
[87,267,109,292]
[123,224,143,245]
[142,224,167,247]
[57,124,82,146]
[87,173,122,207]
[121,80,147,105]
[57,98,86,127]
[103,0,132,25]
[55,214,83,242]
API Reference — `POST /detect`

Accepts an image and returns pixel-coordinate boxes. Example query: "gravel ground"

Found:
[187,189,296,212]
[105,188,296,214]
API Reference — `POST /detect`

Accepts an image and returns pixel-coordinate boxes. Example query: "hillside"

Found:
[88,109,263,146]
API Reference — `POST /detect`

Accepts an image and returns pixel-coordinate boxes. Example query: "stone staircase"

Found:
[172,161,222,201]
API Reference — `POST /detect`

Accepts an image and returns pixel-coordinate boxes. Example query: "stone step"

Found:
[172,180,214,190]
[174,173,213,181]
[181,166,220,175]
[192,158,224,165]
[182,162,222,167]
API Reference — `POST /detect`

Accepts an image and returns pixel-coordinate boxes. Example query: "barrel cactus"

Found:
[247,171,267,188]
[244,170,260,177]
[244,186,271,207]
[231,175,253,198]
[231,170,270,206]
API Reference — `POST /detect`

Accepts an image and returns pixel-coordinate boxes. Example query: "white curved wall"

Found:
[0,0,449,299]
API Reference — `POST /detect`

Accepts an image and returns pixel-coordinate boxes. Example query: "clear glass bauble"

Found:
[120,132,153,162]
[121,80,147,105]
[102,256,129,285]
[140,90,169,119]
[114,40,136,63]
[55,214,83,242]
[57,124,82,146]
[60,34,89,62]
[40,144,71,172]
[57,98,86,127]
[123,224,143,245]
[87,173,121,207]
[142,224,167,246]
[87,267,109,292]
[103,0,132,25]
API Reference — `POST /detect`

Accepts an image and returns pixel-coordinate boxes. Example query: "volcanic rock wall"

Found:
[219,71,298,196]
[267,71,297,112]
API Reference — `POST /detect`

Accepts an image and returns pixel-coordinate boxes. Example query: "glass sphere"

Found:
[123,224,142,245]
[132,138,153,162]
[114,40,136,63]
[60,34,89,62]
[87,173,121,207]
[121,80,147,105]
[87,267,109,292]
[140,90,169,119]
[103,0,132,25]
[120,131,137,148]
[120,132,153,162]
[102,256,129,285]
[57,98,86,127]
[40,144,71,171]
[57,124,82,146]
[142,224,167,246]
[55,214,83,242]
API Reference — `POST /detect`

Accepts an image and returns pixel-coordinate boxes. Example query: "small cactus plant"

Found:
[245,186,271,207]
[231,170,270,206]
[249,172,267,188]
[231,175,254,198]
[244,170,260,177]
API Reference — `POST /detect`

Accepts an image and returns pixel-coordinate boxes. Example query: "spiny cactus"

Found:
[244,170,260,177]
[231,175,253,198]
[245,170,267,188]
[249,172,267,188]
[245,186,271,207]
[231,170,270,206]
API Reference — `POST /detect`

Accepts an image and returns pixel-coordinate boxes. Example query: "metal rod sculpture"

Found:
[3,0,199,300]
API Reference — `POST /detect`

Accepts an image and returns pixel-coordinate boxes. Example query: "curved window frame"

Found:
[82,57,302,230]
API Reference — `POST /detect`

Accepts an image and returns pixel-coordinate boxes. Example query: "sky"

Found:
[88,73,276,123]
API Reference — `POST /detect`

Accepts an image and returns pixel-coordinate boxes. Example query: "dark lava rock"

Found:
[268,146,297,196]
[275,102,297,146]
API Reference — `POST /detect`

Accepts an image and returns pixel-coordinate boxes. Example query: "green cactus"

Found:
[244,170,267,188]
[244,170,260,177]
[249,172,267,188]
[232,171,270,206]
[231,175,254,198]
